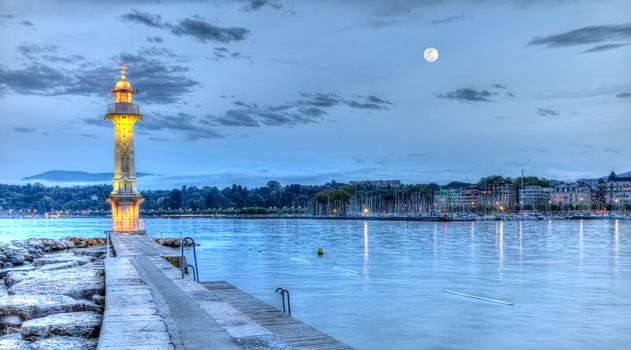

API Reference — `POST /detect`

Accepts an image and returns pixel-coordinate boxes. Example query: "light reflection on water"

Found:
[1,218,630,349]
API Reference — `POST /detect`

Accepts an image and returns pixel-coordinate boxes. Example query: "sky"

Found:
[0,0,630,189]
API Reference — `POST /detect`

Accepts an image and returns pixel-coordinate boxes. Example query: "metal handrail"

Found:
[107,103,140,115]
[185,264,198,282]
[275,288,291,315]
[181,237,199,282]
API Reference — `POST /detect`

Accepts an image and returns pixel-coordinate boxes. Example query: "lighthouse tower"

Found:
[106,66,144,233]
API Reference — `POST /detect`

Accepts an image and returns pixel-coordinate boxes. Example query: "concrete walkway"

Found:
[99,233,353,350]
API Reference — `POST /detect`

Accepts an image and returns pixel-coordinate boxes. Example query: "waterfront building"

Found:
[477,182,517,212]
[458,187,479,211]
[105,66,144,232]
[603,171,631,208]
[434,188,459,212]
[519,186,550,211]
[550,183,592,210]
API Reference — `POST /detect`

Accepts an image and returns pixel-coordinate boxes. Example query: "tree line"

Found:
[0,176,558,215]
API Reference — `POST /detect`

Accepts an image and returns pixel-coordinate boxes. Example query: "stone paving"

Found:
[99,233,290,350]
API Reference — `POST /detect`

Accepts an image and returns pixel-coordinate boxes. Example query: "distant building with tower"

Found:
[105,66,144,233]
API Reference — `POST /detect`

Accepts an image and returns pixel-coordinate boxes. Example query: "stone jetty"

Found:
[0,237,107,349]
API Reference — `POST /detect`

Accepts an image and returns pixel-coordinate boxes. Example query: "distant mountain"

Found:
[22,170,154,182]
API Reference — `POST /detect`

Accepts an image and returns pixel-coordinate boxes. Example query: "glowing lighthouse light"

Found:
[105,66,145,233]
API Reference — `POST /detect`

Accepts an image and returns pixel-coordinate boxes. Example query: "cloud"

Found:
[242,0,281,11]
[147,36,163,43]
[84,111,223,140]
[169,17,249,43]
[493,84,507,89]
[20,20,34,26]
[437,88,497,103]
[13,127,36,133]
[536,108,559,117]
[213,92,392,127]
[209,47,252,62]
[529,23,631,48]
[0,44,199,104]
[121,9,164,28]
[430,15,462,25]
[616,91,631,98]
[582,43,629,53]
[121,10,249,44]
[603,147,622,154]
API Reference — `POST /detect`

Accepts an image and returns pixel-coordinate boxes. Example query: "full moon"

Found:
[424,47,439,63]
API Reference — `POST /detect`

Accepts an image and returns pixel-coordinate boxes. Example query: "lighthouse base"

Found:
[108,196,144,233]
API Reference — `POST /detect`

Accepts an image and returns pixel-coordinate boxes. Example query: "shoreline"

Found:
[2,213,630,222]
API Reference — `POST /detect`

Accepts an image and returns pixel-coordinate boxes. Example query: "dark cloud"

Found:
[14,127,36,133]
[216,110,261,127]
[84,111,223,140]
[209,47,252,62]
[1,44,198,105]
[505,91,515,97]
[169,17,249,43]
[437,88,497,103]
[20,20,34,26]
[147,36,163,43]
[616,92,631,98]
[529,23,631,48]
[430,15,462,25]
[121,10,249,43]
[242,0,281,11]
[582,43,629,53]
[493,84,507,89]
[213,92,392,127]
[121,9,164,28]
[1,15,14,19]
[536,108,559,117]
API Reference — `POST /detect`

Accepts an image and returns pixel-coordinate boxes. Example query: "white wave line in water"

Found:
[332,266,360,274]
[443,290,513,305]
[290,258,311,263]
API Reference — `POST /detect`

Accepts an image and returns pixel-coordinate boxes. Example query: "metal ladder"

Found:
[275,288,291,316]
[180,237,200,282]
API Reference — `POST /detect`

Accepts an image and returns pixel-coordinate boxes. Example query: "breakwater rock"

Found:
[153,237,197,247]
[0,238,106,350]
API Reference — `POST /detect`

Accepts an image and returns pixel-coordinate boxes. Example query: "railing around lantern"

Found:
[107,103,140,115]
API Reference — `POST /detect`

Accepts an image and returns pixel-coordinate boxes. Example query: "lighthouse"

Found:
[106,66,144,233]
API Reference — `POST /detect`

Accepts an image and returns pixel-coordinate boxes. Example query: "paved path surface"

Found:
[98,233,354,350]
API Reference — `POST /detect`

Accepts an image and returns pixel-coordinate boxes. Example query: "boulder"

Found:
[20,311,102,340]
[30,336,98,350]
[0,266,37,279]
[4,271,35,287]
[0,315,23,327]
[5,254,25,265]
[8,268,104,300]
[73,247,107,257]
[0,333,31,350]
[32,255,92,267]
[0,294,100,320]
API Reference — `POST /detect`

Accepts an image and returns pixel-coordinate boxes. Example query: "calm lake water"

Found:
[1,218,629,349]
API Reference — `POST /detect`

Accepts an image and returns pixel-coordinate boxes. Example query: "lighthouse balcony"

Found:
[107,103,140,115]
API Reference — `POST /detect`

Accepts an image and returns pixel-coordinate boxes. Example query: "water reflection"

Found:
[498,221,504,278]
[579,220,584,270]
[363,221,369,274]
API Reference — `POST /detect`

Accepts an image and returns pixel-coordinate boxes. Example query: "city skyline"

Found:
[1,0,630,188]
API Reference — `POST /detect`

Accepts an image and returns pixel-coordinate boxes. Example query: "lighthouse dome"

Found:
[115,78,132,90]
